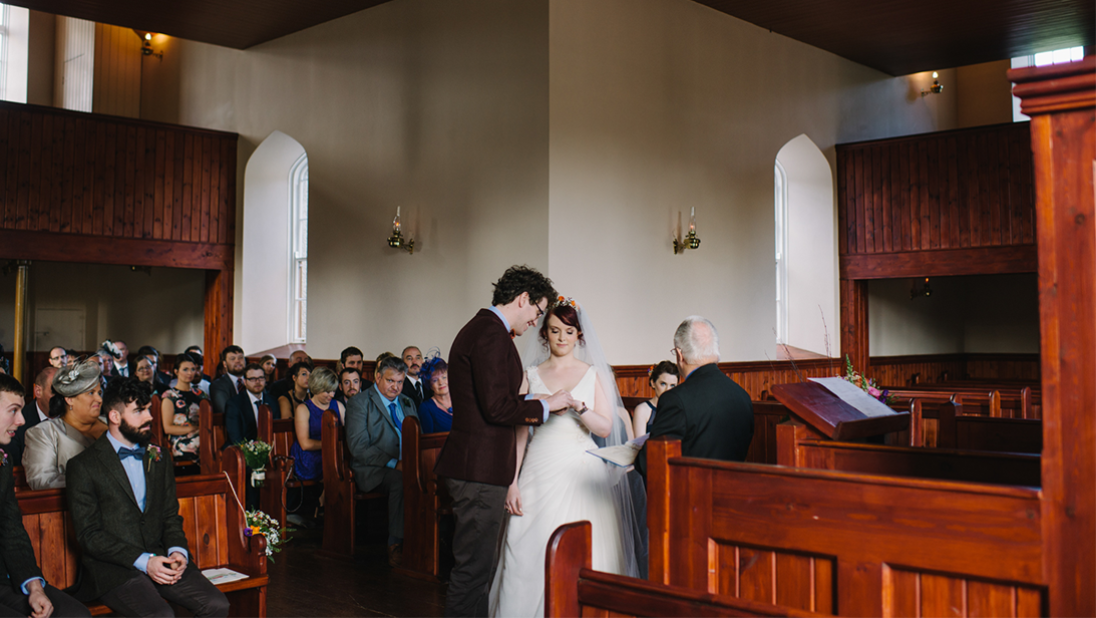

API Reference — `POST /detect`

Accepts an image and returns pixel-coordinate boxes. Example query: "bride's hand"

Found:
[504,482,523,516]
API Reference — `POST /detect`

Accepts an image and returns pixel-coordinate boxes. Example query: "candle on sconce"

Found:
[689,207,696,233]
[393,206,401,232]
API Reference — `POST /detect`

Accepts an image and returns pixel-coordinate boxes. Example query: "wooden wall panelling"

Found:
[1011,57,1096,617]
[840,279,869,374]
[205,269,234,368]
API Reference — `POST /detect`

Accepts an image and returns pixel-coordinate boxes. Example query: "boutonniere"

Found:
[146,444,162,471]
[1,449,7,468]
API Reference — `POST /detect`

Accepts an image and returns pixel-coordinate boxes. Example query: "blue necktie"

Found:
[118,446,143,461]
[389,402,402,432]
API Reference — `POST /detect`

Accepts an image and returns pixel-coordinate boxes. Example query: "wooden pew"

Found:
[776,420,1042,486]
[199,399,227,474]
[647,438,1045,616]
[745,401,790,464]
[257,404,296,527]
[321,410,384,558]
[18,447,269,617]
[546,521,827,618]
[400,416,450,581]
[911,401,1042,452]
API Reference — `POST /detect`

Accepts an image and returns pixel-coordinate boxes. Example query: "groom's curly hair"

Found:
[492,265,557,307]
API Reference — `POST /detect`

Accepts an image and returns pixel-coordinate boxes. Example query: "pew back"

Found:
[199,399,227,474]
[321,409,384,558]
[648,439,1044,616]
[401,417,449,580]
[256,404,296,526]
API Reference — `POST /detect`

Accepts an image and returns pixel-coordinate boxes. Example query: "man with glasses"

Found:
[435,265,577,617]
[47,347,69,369]
[223,363,277,448]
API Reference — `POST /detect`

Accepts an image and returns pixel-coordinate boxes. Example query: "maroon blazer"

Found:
[434,308,545,486]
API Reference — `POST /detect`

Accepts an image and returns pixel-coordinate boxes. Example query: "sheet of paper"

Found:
[587,433,649,467]
[809,377,895,418]
[202,568,249,585]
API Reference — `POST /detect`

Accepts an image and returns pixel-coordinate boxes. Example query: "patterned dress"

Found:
[163,387,208,460]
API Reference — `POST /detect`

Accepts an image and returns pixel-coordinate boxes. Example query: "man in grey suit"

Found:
[345,355,418,568]
[209,345,246,414]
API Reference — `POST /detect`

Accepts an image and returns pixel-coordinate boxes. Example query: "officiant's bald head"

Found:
[673,316,720,367]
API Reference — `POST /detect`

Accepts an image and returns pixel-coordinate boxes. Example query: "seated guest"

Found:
[47,346,69,369]
[635,317,754,477]
[24,360,107,489]
[66,378,230,617]
[136,345,172,388]
[0,366,56,466]
[335,367,361,405]
[289,367,343,481]
[632,360,680,438]
[259,354,277,385]
[95,350,114,389]
[110,340,130,378]
[339,346,364,373]
[210,345,246,414]
[400,346,431,407]
[277,361,312,421]
[184,345,214,386]
[417,357,452,434]
[160,352,208,463]
[225,363,277,448]
[0,373,90,618]
[345,355,417,567]
[134,356,168,396]
[269,350,311,402]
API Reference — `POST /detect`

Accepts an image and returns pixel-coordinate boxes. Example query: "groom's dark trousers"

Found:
[435,309,546,617]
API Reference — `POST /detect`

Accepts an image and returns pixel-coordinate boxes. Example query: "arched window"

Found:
[289,153,308,343]
[774,160,788,344]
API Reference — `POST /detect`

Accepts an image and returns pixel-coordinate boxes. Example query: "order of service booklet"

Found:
[587,433,650,467]
[202,568,249,585]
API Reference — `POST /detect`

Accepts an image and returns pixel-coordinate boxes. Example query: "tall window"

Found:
[289,154,308,343]
[1012,46,1084,121]
[0,4,9,101]
[774,160,788,344]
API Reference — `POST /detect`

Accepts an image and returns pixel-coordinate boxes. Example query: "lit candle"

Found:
[689,207,696,233]
[394,206,401,232]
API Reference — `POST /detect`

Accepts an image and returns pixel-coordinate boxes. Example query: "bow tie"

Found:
[118,446,144,461]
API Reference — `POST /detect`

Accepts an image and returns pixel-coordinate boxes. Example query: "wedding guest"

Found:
[110,340,130,378]
[335,367,361,405]
[136,345,172,388]
[0,366,55,466]
[636,317,754,477]
[400,346,431,407]
[160,352,208,463]
[23,359,108,490]
[269,350,311,402]
[172,347,211,393]
[47,346,69,369]
[289,367,343,527]
[339,346,364,373]
[134,357,168,396]
[345,355,417,567]
[210,345,246,414]
[418,357,453,434]
[277,361,312,420]
[65,378,229,617]
[225,363,277,448]
[260,354,277,384]
[0,372,91,618]
[95,350,114,388]
[632,361,679,438]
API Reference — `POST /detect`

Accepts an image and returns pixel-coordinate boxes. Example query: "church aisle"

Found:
[267,528,447,617]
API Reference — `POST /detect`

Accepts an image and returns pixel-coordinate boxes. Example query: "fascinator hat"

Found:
[419,348,446,386]
[52,358,102,398]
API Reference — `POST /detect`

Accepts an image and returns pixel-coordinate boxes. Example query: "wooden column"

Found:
[839,279,869,372]
[1010,56,1096,617]
[204,269,234,363]
[11,261,29,385]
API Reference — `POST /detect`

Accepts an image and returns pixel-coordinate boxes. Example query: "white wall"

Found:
[1,6,29,103]
[777,134,836,356]
[547,0,957,363]
[241,131,305,354]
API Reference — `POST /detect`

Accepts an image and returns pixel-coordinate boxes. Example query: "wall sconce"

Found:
[910,277,932,299]
[134,30,164,59]
[921,72,943,96]
[673,207,701,254]
[387,206,415,254]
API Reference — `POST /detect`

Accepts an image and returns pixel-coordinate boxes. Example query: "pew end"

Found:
[321,409,385,559]
[399,416,451,581]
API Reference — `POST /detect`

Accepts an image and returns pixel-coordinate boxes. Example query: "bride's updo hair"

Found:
[539,304,585,348]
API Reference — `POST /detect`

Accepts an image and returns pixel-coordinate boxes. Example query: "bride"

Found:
[489,298,641,617]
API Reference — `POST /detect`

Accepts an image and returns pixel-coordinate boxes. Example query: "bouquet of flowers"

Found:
[244,509,290,561]
[843,355,893,404]
[237,440,273,487]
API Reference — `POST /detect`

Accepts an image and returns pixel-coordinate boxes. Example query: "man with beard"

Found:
[65,378,229,617]
[210,345,246,415]
[400,346,432,407]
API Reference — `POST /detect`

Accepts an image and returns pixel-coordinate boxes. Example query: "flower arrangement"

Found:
[244,509,290,561]
[843,355,893,404]
[237,440,273,487]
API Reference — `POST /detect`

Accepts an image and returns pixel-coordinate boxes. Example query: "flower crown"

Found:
[553,296,579,310]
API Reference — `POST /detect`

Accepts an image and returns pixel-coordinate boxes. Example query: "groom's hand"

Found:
[545,390,577,414]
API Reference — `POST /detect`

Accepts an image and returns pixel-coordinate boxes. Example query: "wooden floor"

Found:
[267,528,447,617]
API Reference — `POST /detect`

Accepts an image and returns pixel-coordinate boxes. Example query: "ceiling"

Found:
[7,0,1093,75]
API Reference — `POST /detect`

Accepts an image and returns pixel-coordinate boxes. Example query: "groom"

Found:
[435,265,576,617]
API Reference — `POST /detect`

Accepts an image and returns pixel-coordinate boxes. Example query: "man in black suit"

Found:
[0,366,56,467]
[224,363,278,448]
[210,345,246,414]
[636,316,754,477]
[66,378,229,617]
[400,346,432,407]
[0,373,90,618]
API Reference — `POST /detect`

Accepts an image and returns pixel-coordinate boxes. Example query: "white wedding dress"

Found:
[489,365,626,617]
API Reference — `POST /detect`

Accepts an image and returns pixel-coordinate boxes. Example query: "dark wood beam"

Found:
[840,246,1037,280]
[0,230,232,270]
